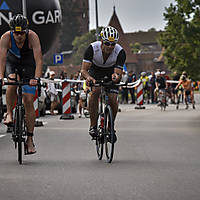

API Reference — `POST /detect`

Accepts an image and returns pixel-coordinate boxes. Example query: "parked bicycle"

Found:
[0,75,40,165]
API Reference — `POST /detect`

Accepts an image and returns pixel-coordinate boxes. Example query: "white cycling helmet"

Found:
[100,26,119,42]
[141,72,146,76]
[161,71,166,75]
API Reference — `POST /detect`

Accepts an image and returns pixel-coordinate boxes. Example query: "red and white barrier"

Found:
[137,81,143,105]
[34,88,43,126]
[62,81,71,114]
[60,81,74,119]
[34,89,39,118]
[135,80,145,109]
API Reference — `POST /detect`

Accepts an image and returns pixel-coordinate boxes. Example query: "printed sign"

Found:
[54,54,63,64]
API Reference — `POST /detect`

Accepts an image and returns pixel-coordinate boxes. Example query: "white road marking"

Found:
[0,135,6,138]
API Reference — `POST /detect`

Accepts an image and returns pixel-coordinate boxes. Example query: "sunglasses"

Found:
[13,31,26,36]
[103,41,116,46]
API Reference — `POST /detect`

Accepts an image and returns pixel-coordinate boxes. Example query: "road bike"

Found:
[90,78,123,163]
[0,75,40,165]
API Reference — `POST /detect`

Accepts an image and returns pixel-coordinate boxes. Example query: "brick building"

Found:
[72,0,89,34]
[109,7,167,75]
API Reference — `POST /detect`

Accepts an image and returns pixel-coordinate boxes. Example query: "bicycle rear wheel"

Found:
[15,106,25,165]
[104,105,115,163]
[96,114,104,160]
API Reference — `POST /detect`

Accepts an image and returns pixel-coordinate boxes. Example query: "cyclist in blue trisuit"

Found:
[81,26,126,143]
[0,14,43,154]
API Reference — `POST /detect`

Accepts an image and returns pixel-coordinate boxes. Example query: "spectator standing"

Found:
[127,71,136,104]
[149,71,156,103]
[140,72,150,104]
[171,71,180,103]
[47,71,59,115]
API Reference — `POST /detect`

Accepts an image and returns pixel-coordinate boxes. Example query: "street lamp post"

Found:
[22,0,27,17]
[95,0,100,40]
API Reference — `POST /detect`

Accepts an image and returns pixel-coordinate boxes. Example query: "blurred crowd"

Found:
[120,69,199,105]
[41,69,199,116]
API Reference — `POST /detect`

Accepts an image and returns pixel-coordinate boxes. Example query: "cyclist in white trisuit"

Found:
[81,26,126,143]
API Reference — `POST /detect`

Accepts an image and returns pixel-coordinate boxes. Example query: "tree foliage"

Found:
[130,42,141,53]
[71,29,97,65]
[159,0,200,80]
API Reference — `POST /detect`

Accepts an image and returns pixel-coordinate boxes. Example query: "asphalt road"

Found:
[0,103,200,200]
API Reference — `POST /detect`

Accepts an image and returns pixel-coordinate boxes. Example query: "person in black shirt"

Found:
[127,71,136,104]
[149,71,156,103]
[154,71,167,104]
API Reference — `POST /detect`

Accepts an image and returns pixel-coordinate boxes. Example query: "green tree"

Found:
[71,29,97,65]
[159,0,200,80]
[130,42,141,53]
[148,28,156,32]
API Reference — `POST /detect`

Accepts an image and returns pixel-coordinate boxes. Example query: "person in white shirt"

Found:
[47,71,59,115]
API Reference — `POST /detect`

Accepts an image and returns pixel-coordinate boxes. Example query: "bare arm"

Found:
[81,61,95,85]
[112,68,122,83]
[0,32,10,79]
[29,30,43,78]
[175,80,182,90]
[155,81,158,88]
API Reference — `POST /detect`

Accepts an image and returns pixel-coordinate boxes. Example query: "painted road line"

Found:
[0,135,6,138]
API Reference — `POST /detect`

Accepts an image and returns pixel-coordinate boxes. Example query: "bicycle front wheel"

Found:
[104,105,115,163]
[16,106,25,165]
[96,114,104,160]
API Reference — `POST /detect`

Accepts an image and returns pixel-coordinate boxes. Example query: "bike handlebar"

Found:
[0,78,41,97]
[89,80,126,88]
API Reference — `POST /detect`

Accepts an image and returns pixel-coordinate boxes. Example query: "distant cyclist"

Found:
[154,71,167,105]
[81,26,126,142]
[0,14,43,154]
[175,74,195,109]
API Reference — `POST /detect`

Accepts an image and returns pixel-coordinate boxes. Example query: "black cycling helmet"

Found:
[9,14,29,32]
